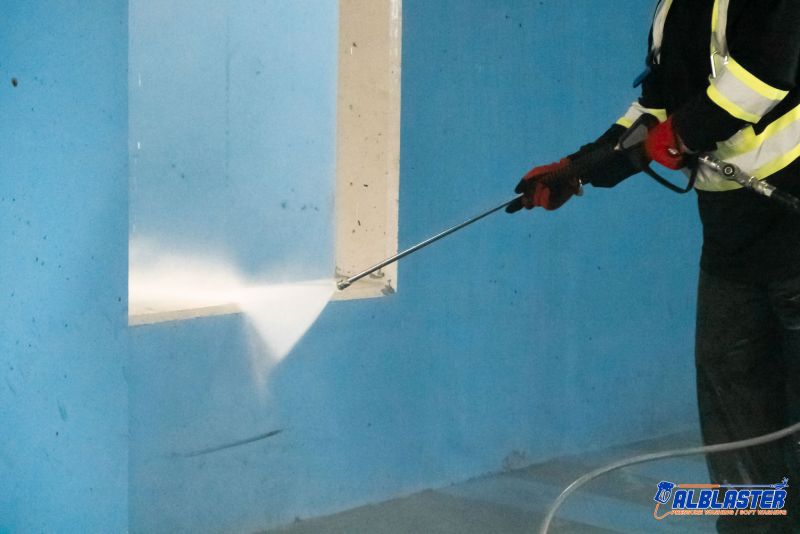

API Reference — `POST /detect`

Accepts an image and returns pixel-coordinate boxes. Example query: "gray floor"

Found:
[267,431,720,534]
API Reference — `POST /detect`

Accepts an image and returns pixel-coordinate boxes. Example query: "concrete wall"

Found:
[129,0,702,532]
[0,1,129,532]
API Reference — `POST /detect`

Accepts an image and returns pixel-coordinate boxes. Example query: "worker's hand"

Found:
[506,158,581,213]
[645,117,687,170]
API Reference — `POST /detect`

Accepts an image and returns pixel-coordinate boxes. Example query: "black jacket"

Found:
[644,0,800,282]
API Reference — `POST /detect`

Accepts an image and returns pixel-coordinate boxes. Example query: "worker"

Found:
[510,1,800,532]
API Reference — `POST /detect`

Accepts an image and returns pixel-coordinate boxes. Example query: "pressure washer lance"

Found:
[336,132,622,291]
[336,196,522,290]
[337,114,800,291]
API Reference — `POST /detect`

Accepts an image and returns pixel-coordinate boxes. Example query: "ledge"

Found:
[129,300,241,326]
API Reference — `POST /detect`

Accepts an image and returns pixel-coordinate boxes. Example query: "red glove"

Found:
[645,117,686,170]
[508,158,580,212]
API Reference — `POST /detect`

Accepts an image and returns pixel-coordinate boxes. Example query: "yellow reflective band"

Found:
[726,57,789,102]
[711,0,719,35]
[650,108,668,122]
[707,84,762,123]
[753,142,800,179]
[710,0,730,57]
[715,104,800,160]
[714,127,756,160]
[695,102,800,190]
[651,0,674,62]
[616,102,667,128]
[692,0,800,191]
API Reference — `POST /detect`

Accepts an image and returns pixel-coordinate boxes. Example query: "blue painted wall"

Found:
[0,1,129,532]
[127,1,340,532]
[129,0,336,281]
[128,0,703,532]
[0,0,702,532]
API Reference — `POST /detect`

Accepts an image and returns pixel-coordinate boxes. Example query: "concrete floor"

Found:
[267,431,719,534]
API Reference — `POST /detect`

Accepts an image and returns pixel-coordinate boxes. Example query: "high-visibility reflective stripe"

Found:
[652,0,730,59]
[616,101,667,128]
[716,105,800,159]
[726,58,789,101]
[693,103,800,191]
[710,0,730,57]
[707,57,788,123]
[707,84,761,123]
[735,107,800,178]
[647,0,799,191]
[702,0,796,189]
[651,0,674,63]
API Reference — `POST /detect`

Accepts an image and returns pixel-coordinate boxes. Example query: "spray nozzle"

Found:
[336,279,352,291]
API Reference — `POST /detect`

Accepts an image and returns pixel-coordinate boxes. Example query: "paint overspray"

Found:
[130,239,334,385]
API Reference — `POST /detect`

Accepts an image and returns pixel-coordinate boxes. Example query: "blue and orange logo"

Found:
[653,478,789,520]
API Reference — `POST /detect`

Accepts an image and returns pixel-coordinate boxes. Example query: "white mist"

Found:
[130,243,334,384]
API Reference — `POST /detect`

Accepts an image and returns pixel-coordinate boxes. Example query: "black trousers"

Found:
[696,269,800,533]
